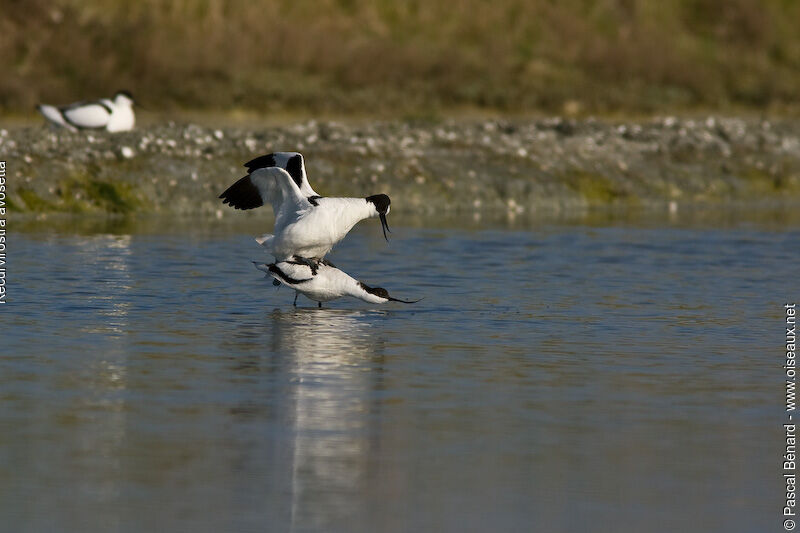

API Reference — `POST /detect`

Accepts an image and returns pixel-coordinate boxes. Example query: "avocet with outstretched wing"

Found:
[219,152,391,262]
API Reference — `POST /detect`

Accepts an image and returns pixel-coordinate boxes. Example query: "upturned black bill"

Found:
[379,213,391,241]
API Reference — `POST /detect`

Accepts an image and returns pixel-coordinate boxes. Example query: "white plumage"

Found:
[254,260,419,307]
[37,90,135,132]
[219,152,391,261]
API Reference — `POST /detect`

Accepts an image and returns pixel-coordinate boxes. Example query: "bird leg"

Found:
[293,292,298,306]
[290,255,321,275]
[318,301,322,309]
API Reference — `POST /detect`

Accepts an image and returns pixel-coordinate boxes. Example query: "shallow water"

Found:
[1,208,795,532]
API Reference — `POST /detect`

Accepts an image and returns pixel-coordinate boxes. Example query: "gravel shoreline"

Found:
[2,117,800,216]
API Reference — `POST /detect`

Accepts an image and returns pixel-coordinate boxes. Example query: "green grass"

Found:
[2,0,800,115]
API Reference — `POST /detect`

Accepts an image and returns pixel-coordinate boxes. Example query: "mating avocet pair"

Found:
[220,152,419,307]
[37,90,136,132]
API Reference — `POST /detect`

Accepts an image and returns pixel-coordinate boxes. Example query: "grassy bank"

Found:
[2,0,800,115]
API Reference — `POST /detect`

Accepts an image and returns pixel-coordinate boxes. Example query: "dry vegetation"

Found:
[2,0,799,115]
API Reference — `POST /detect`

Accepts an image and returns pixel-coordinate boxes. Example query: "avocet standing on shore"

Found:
[37,90,136,132]
[219,152,391,264]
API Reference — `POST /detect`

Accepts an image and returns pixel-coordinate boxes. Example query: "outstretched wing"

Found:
[219,166,311,225]
[60,101,112,129]
[244,152,319,197]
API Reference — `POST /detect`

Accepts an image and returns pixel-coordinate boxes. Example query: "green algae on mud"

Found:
[563,170,635,205]
[3,117,800,216]
[18,171,140,214]
[59,175,140,214]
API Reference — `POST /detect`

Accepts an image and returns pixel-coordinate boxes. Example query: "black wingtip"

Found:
[244,153,276,172]
[219,175,264,210]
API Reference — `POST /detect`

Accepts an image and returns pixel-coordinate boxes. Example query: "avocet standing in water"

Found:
[37,90,136,132]
[219,152,391,265]
[254,260,419,308]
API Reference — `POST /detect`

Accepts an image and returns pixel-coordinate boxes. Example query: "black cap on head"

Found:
[359,281,421,303]
[114,90,134,102]
[359,282,389,299]
[371,287,390,299]
[365,194,391,214]
[366,194,391,241]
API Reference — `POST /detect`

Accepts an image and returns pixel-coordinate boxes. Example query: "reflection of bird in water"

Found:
[260,309,386,531]
[37,90,136,132]
[254,260,420,307]
[267,307,384,362]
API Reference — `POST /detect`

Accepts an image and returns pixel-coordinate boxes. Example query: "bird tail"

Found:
[252,261,271,279]
[252,261,269,273]
[255,233,274,250]
[37,104,68,128]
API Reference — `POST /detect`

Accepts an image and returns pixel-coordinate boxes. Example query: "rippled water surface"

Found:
[2,208,796,532]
